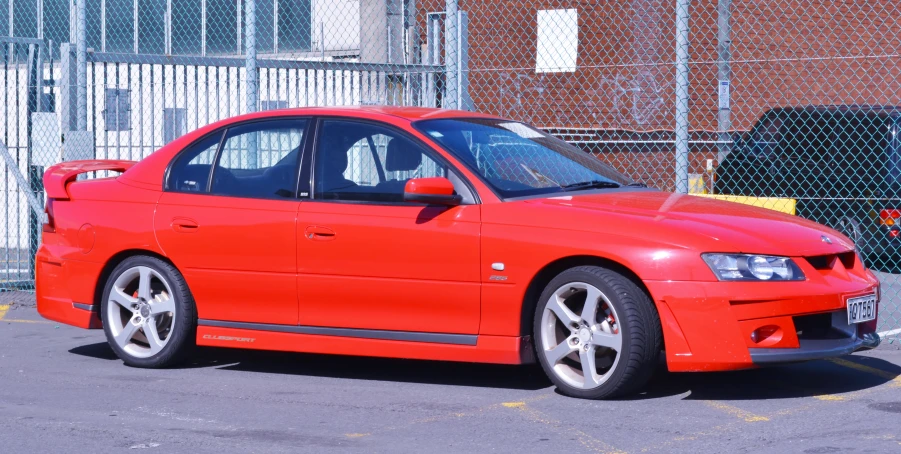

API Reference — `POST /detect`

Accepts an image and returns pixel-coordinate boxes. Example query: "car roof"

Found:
[259,105,503,122]
[118,106,506,189]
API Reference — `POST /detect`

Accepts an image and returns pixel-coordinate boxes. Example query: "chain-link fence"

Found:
[1,1,899,343]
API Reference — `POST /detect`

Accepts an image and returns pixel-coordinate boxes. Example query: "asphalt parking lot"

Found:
[1,293,900,454]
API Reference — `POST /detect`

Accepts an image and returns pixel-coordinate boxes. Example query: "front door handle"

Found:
[171,217,199,233]
[304,225,336,241]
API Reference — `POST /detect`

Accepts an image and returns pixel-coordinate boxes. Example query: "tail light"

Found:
[879,209,901,226]
[42,199,56,233]
[879,209,901,237]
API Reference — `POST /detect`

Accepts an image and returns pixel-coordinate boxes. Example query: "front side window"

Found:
[414,118,632,198]
[314,120,447,203]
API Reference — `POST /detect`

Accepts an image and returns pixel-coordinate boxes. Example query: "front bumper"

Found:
[644,265,880,372]
[750,332,879,365]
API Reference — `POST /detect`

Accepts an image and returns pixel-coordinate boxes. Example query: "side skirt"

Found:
[195,321,530,364]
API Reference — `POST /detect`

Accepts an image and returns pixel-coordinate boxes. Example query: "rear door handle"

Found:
[171,218,199,233]
[304,225,336,241]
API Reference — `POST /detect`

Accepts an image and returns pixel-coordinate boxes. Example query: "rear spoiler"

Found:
[44,160,137,200]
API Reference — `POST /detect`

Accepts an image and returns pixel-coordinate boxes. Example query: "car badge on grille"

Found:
[821,235,832,244]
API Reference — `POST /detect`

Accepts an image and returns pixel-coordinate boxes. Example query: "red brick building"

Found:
[419,1,901,188]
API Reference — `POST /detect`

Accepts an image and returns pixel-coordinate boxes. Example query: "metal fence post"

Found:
[716,0,732,166]
[75,0,87,131]
[673,0,691,194]
[456,10,472,111]
[444,0,458,109]
[245,0,258,114]
[60,43,77,132]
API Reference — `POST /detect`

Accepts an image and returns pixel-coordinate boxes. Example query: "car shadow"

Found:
[69,342,898,398]
[68,342,553,390]
[69,342,120,360]
[209,348,553,390]
[620,354,900,401]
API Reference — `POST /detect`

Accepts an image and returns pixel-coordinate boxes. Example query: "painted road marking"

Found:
[702,400,769,422]
[0,302,51,324]
[828,357,901,385]
[814,394,846,401]
[502,400,626,454]
[343,394,552,440]
[640,361,901,452]
[2,318,51,324]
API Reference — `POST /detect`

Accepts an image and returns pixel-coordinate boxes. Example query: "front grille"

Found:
[793,312,852,340]
[805,251,856,271]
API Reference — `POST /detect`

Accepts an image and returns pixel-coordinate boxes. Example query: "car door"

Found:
[155,118,309,325]
[296,118,481,335]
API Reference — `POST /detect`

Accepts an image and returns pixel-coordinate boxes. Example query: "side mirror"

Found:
[403,177,462,206]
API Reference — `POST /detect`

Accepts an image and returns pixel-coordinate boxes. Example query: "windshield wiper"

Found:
[560,180,622,191]
[625,182,648,188]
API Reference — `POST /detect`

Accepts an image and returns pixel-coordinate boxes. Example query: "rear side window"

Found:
[167,132,223,192]
[166,119,307,198]
[210,120,307,199]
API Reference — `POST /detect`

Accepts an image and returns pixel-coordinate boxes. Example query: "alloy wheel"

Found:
[106,266,177,358]
[539,281,623,389]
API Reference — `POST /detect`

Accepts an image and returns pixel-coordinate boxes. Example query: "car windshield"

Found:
[414,118,633,198]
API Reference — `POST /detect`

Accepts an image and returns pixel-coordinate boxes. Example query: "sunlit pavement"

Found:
[1,293,900,453]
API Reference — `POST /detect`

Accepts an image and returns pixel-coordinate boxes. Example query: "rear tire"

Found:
[101,255,196,368]
[533,266,661,399]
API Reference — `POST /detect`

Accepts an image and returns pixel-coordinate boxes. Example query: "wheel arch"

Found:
[519,255,657,340]
[92,249,178,319]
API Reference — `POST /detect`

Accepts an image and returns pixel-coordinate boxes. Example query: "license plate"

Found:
[847,294,877,324]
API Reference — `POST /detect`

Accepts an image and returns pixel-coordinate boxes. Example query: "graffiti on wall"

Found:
[488,70,667,129]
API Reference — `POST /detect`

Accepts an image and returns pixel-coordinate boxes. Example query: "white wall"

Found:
[312,0,360,53]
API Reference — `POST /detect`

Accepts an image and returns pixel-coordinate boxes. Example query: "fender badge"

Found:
[821,235,832,244]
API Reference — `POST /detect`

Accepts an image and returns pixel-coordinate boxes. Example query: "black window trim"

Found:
[163,116,313,201]
[306,116,481,206]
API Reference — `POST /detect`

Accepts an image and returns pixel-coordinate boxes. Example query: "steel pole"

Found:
[245,0,258,114]
[673,0,691,194]
[716,0,732,165]
[445,0,458,109]
[76,0,86,131]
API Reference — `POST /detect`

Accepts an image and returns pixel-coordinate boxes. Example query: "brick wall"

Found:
[417,1,901,188]
[419,0,901,132]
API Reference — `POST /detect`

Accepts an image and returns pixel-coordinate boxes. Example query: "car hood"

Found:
[516,190,854,257]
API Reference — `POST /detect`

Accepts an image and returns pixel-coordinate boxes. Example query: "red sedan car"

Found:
[37,107,880,399]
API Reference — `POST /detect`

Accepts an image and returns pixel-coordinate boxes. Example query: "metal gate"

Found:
[1,38,445,292]
[0,37,52,290]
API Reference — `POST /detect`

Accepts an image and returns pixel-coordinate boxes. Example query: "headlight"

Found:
[702,253,805,281]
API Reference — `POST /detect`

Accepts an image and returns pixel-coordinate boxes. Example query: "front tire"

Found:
[533,266,661,399]
[101,256,196,368]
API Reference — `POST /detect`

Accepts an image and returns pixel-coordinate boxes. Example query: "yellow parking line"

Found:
[502,401,627,454]
[828,358,901,386]
[0,304,9,321]
[814,394,846,401]
[342,394,552,440]
[641,365,901,453]
[702,401,769,422]
[2,318,51,324]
